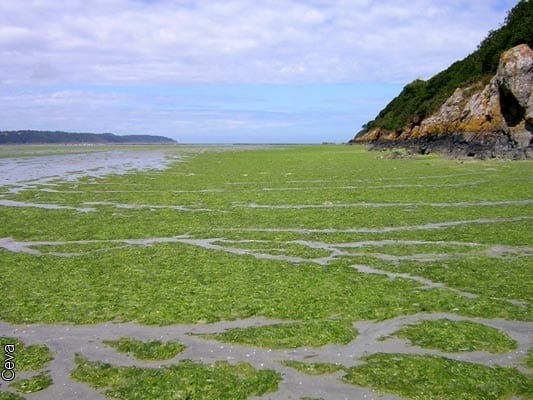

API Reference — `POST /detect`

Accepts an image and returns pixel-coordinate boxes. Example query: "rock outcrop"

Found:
[353,44,533,158]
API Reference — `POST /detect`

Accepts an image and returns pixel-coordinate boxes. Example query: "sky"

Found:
[0,0,518,143]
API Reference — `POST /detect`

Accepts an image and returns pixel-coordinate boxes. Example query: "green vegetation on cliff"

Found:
[358,0,533,136]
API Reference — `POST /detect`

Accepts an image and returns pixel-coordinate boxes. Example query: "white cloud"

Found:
[0,0,513,85]
[0,1,518,142]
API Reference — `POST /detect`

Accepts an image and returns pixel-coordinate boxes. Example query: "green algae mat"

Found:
[0,145,532,399]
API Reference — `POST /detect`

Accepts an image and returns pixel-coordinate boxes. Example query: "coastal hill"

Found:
[0,130,176,145]
[351,0,533,159]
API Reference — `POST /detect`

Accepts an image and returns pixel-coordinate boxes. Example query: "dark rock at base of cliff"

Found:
[366,130,532,160]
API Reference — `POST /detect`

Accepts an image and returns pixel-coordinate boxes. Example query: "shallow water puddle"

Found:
[0,150,174,193]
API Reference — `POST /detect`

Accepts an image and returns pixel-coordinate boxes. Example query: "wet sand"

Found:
[1,147,531,399]
[0,313,531,400]
[0,149,175,193]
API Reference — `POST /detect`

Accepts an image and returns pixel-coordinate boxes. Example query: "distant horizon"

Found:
[0,1,518,143]
[0,129,342,144]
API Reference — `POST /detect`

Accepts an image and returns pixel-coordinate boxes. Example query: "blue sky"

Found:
[0,0,518,143]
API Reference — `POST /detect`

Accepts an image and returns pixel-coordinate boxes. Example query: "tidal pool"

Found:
[0,149,175,192]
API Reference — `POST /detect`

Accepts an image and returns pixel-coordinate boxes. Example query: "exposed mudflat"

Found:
[1,146,531,399]
[235,199,533,209]
[2,235,531,267]
[219,216,533,234]
[1,312,531,400]
[1,233,531,399]
[0,149,175,193]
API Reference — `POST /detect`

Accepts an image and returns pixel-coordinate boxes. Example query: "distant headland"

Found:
[0,130,177,145]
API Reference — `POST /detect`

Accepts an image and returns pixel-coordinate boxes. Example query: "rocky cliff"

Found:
[353,44,533,159]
